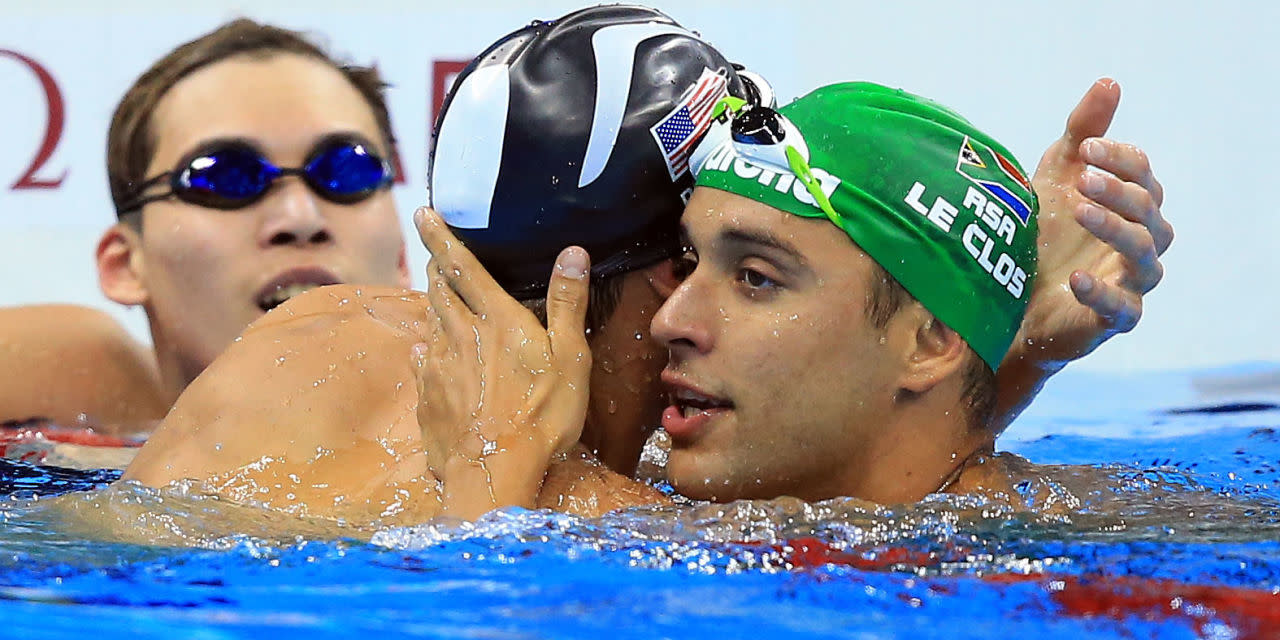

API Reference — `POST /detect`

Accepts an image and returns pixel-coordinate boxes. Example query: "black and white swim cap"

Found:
[429,5,756,299]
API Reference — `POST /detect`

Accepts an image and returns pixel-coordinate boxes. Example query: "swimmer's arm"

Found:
[0,304,166,436]
[994,79,1171,429]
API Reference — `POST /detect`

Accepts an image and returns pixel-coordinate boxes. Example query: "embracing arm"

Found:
[412,209,666,520]
[994,79,1174,429]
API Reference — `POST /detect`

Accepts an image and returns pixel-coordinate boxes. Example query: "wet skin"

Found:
[121,283,665,525]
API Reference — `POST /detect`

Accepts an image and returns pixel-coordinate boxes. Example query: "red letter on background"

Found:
[431,59,471,134]
[1,49,67,190]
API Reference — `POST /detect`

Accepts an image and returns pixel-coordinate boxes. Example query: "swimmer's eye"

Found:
[737,267,780,291]
[671,246,698,281]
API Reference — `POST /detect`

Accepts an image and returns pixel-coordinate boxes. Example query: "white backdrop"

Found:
[0,0,1274,374]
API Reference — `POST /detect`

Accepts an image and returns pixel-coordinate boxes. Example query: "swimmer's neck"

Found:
[578,412,653,477]
[149,336,200,410]
[808,392,997,505]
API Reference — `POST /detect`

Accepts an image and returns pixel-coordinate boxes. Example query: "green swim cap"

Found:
[693,82,1038,371]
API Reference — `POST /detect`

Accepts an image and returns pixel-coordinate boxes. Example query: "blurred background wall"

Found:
[0,0,1273,373]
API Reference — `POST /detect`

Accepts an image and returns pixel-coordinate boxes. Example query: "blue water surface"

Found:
[3,365,1280,640]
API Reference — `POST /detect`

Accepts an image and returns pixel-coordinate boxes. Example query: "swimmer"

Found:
[419,80,1167,511]
[0,20,410,437]
[122,6,1168,524]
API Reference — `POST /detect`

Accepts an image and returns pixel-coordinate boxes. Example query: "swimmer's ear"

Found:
[96,224,148,306]
[643,258,683,298]
[896,307,968,394]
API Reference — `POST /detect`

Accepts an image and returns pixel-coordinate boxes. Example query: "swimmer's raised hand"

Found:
[995,78,1172,426]
[411,207,593,519]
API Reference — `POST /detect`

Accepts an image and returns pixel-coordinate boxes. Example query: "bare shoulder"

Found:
[536,447,671,517]
[122,285,440,525]
[245,284,429,334]
[0,304,164,432]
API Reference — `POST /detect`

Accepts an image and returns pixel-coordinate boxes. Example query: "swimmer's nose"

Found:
[258,178,333,248]
[651,277,714,355]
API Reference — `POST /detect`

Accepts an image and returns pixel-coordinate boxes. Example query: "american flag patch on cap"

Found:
[650,68,729,180]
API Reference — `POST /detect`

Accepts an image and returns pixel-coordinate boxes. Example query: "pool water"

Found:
[3,365,1280,639]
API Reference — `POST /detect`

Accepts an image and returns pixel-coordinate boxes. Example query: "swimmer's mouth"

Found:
[255,269,341,312]
[670,386,734,417]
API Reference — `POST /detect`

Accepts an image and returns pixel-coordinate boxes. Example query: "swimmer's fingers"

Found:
[545,247,593,376]
[1075,202,1164,294]
[1079,138,1172,254]
[421,298,452,375]
[414,207,500,315]
[540,246,593,455]
[426,257,475,341]
[413,341,470,476]
[421,269,470,394]
[411,338,446,418]
[1070,271,1142,334]
[1060,78,1120,151]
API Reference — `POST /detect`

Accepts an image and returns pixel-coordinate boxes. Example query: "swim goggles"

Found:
[691,97,840,226]
[115,134,394,215]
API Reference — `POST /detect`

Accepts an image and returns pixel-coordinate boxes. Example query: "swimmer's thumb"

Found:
[410,342,431,393]
[546,246,592,374]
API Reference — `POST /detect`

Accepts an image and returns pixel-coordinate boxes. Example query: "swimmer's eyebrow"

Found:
[178,131,385,158]
[177,136,263,157]
[720,228,807,267]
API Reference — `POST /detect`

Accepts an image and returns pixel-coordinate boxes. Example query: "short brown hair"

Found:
[108,18,398,217]
[865,261,997,432]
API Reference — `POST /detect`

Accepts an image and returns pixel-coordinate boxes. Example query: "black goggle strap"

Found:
[115,171,177,216]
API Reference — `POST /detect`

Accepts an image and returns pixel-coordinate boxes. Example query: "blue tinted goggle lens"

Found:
[304,142,389,197]
[180,147,278,207]
[172,138,391,210]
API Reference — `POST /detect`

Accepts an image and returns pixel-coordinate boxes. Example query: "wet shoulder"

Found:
[244,285,431,340]
[537,447,671,517]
